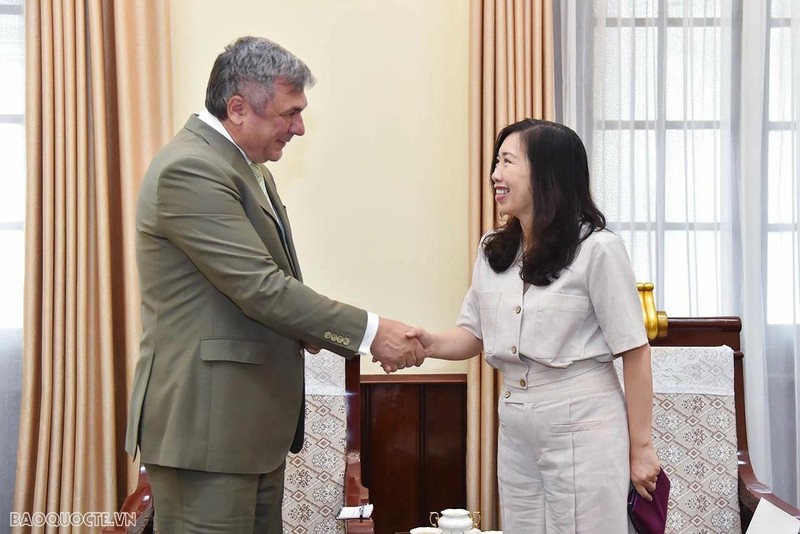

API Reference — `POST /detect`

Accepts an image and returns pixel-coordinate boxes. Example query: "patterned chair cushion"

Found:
[283,351,348,534]
[617,346,740,534]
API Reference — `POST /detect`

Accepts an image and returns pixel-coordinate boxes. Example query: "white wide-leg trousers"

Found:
[497,360,635,534]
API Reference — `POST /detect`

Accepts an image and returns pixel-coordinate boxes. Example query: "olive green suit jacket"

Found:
[125,115,367,474]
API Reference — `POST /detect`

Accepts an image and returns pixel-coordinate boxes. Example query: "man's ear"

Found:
[226,95,247,126]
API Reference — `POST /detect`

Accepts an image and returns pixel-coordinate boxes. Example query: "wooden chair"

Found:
[637,284,800,530]
[102,354,374,534]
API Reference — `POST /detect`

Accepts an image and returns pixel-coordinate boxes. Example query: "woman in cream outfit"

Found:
[407,120,661,533]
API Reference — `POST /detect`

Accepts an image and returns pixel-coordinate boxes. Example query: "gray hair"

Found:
[205,36,315,119]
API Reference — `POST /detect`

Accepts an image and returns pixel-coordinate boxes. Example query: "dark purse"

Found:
[628,468,670,534]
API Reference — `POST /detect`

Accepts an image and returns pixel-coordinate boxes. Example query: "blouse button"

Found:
[511,346,517,354]
[514,305,521,314]
[504,391,511,399]
[519,379,526,387]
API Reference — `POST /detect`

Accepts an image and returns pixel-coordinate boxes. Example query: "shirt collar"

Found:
[197,108,253,165]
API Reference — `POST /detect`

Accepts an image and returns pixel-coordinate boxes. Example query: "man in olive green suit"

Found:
[125,36,423,534]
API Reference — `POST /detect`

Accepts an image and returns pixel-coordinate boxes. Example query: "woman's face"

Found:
[492,132,533,226]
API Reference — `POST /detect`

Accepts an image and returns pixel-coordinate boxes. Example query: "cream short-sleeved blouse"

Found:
[457,229,648,386]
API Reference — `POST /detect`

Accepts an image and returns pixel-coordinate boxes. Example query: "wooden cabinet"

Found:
[361,375,467,534]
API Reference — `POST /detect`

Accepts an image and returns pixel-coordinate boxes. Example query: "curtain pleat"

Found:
[467,0,554,528]
[14,2,172,531]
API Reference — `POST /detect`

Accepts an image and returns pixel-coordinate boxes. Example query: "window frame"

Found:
[595,2,727,314]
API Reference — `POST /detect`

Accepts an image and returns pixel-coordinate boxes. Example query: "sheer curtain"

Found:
[556,0,799,506]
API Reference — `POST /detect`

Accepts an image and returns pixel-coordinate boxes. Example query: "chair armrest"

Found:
[101,465,154,534]
[343,452,375,533]
[344,452,370,505]
[738,450,800,527]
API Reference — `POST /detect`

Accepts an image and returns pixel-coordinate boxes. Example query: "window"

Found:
[589,0,726,316]
[0,0,25,526]
[0,0,24,327]
[764,0,798,325]
[588,0,798,325]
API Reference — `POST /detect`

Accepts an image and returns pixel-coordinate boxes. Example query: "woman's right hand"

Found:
[405,326,434,356]
[403,326,483,363]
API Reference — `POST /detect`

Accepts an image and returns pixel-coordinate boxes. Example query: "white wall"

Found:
[170,0,471,374]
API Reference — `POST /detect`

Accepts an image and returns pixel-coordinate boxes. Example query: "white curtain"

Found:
[556,0,800,507]
[0,0,25,526]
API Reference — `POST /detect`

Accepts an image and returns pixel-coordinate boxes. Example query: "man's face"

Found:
[239,79,307,163]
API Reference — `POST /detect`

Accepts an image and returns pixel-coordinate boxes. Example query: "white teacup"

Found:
[410,528,443,534]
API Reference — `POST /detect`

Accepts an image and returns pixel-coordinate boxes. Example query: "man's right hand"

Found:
[370,317,425,373]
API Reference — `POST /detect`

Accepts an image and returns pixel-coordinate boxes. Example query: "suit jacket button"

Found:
[504,391,511,399]
[519,379,526,387]
[511,346,517,354]
[324,332,332,340]
[343,337,350,345]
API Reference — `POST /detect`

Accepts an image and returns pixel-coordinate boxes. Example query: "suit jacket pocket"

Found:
[200,337,267,364]
[200,336,303,470]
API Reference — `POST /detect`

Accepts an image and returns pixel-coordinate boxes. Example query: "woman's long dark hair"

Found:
[484,119,606,286]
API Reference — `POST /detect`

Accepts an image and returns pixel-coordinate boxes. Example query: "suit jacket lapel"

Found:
[184,116,281,224]
[261,168,302,281]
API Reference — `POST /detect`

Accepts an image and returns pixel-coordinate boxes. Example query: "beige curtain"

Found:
[14,1,172,531]
[467,0,554,528]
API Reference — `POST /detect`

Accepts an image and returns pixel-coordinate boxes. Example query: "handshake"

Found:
[370,317,432,374]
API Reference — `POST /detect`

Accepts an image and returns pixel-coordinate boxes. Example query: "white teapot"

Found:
[429,508,481,534]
